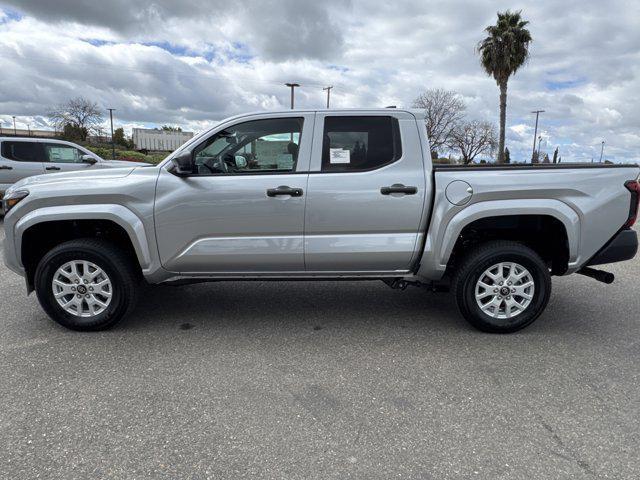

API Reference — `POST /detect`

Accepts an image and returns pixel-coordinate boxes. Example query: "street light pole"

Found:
[599,140,605,162]
[531,110,544,161]
[285,83,300,109]
[107,108,116,159]
[12,115,17,135]
[323,86,333,108]
[537,135,542,155]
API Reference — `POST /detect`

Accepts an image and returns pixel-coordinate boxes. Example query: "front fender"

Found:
[13,204,154,272]
[417,199,581,280]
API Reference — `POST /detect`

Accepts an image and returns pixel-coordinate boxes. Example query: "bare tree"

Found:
[412,89,465,158]
[448,120,497,164]
[48,97,104,141]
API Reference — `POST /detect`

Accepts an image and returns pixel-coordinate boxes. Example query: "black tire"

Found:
[34,238,139,331]
[452,241,551,333]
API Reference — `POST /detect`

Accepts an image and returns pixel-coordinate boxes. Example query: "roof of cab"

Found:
[200,109,425,137]
[218,107,424,118]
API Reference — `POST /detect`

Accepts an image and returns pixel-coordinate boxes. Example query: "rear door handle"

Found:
[0,165,13,170]
[267,186,303,197]
[45,166,61,171]
[380,184,418,195]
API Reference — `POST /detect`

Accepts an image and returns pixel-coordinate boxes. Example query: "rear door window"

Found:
[321,116,402,172]
[0,141,44,162]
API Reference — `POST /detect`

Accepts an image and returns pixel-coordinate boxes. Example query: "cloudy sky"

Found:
[0,0,638,162]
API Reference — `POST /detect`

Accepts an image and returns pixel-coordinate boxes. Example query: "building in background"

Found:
[132,128,194,152]
[0,127,57,138]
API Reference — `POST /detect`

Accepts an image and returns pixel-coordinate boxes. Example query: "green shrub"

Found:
[84,146,166,165]
[433,157,457,164]
[85,146,113,158]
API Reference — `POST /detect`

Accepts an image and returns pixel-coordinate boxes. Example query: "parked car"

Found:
[0,137,150,200]
[2,109,639,333]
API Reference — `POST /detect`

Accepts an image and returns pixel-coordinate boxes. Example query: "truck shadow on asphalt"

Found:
[117,277,622,337]
[123,280,472,334]
[119,280,608,338]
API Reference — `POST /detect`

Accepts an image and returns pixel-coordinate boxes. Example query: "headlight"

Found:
[2,190,29,214]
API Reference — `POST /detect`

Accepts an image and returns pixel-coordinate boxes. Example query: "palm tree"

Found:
[478,11,532,163]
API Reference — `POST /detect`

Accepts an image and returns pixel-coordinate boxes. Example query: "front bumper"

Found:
[587,229,638,266]
[2,213,25,276]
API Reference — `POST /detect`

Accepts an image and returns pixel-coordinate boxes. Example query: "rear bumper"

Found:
[587,229,638,266]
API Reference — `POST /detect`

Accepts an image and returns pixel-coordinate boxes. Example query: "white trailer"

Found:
[132,128,194,152]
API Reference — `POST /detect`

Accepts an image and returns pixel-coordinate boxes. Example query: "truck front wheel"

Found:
[34,239,139,331]
[452,241,551,333]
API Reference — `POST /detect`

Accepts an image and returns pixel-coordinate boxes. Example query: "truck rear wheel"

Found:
[452,241,551,333]
[34,239,139,331]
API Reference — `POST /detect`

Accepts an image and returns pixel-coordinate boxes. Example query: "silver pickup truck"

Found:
[2,109,639,333]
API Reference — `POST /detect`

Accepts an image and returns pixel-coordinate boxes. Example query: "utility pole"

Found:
[12,115,17,135]
[27,124,31,137]
[323,86,333,108]
[285,83,300,109]
[107,108,116,159]
[531,110,544,160]
[599,140,605,162]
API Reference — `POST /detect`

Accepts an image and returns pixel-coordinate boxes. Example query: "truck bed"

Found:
[433,162,639,171]
[417,163,640,280]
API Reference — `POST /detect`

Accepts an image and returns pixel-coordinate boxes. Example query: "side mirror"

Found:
[169,150,194,176]
[81,154,97,164]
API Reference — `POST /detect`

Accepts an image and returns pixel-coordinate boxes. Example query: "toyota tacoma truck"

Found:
[2,109,639,333]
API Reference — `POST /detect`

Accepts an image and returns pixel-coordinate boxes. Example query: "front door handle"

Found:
[267,186,303,197]
[0,165,13,170]
[45,166,61,171]
[380,184,418,195]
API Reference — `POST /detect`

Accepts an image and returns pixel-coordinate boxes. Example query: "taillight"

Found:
[624,180,640,228]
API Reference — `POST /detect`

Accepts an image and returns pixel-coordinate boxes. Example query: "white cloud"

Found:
[0,0,638,163]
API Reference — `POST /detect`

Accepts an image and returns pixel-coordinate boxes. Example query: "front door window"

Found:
[43,144,85,163]
[193,117,303,175]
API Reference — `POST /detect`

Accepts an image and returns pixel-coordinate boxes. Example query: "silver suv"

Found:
[0,137,149,199]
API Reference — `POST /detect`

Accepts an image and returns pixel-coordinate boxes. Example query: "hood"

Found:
[101,159,152,167]
[11,167,136,190]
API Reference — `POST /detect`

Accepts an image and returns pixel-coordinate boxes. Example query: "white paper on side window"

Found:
[329,148,351,164]
[276,153,294,170]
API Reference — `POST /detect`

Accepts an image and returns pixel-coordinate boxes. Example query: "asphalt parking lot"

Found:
[1,220,639,479]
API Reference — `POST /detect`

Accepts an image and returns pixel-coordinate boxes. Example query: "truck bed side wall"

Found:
[417,166,640,280]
